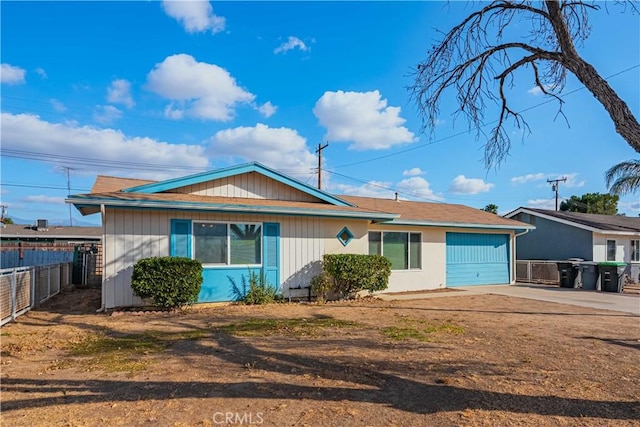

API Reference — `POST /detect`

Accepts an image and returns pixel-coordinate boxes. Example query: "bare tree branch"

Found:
[410,0,640,169]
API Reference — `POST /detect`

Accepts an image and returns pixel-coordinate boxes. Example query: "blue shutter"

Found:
[171,219,192,258]
[262,222,280,287]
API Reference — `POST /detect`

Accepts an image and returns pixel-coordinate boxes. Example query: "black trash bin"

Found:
[557,261,580,288]
[598,262,626,293]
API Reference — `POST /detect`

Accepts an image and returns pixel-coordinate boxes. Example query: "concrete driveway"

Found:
[381,284,640,315]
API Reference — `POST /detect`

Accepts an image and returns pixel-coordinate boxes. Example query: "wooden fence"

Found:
[0,262,72,326]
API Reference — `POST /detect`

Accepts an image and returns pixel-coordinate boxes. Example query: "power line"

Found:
[332,63,640,169]
[0,183,91,192]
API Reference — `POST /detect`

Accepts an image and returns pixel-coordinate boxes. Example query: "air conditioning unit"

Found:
[36,219,49,231]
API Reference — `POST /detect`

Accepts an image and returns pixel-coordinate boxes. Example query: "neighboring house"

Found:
[0,222,102,269]
[505,207,640,280]
[67,162,533,309]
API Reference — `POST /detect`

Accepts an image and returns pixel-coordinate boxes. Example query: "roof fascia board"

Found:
[381,219,535,231]
[507,208,626,233]
[120,162,353,207]
[66,197,396,221]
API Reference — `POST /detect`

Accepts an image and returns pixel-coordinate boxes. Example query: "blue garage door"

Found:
[446,233,510,286]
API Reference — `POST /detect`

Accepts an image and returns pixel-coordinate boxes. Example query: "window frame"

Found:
[192,221,263,267]
[606,239,616,262]
[368,231,422,271]
[631,239,640,262]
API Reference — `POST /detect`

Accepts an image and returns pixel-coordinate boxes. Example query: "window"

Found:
[606,239,616,262]
[193,222,261,265]
[632,240,640,262]
[368,231,421,270]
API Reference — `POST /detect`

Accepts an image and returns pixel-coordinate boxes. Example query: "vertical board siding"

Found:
[166,172,320,202]
[446,233,510,286]
[103,208,358,308]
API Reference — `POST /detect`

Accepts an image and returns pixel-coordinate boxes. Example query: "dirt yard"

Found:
[1,287,639,426]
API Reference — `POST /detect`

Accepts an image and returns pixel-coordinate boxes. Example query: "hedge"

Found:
[322,254,391,298]
[131,257,203,309]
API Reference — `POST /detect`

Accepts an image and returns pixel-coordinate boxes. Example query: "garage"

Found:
[446,232,510,286]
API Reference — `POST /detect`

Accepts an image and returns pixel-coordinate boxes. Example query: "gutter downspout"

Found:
[96,204,106,313]
[512,229,531,284]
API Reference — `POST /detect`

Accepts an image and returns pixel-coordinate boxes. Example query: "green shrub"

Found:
[322,254,391,298]
[229,270,279,305]
[131,257,203,309]
[310,272,332,303]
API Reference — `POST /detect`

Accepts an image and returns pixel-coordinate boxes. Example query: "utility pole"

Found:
[60,166,75,226]
[0,204,7,222]
[547,177,567,211]
[316,142,329,190]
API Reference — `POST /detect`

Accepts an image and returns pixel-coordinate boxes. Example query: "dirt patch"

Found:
[1,287,639,426]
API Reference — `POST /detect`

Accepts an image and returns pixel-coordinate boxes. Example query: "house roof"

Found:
[121,162,354,207]
[341,196,533,230]
[68,168,532,231]
[69,191,398,221]
[0,224,102,239]
[505,207,640,234]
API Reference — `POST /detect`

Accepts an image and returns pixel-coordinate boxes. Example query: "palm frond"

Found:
[605,159,640,195]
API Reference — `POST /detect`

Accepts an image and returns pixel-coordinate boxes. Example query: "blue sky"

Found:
[1,1,639,226]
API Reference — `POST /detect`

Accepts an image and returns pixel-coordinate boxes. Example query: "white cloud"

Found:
[526,198,563,209]
[620,201,640,213]
[396,176,443,201]
[1,63,26,84]
[257,101,277,118]
[0,112,208,180]
[21,195,66,204]
[449,175,494,195]
[35,67,47,79]
[93,105,123,125]
[512,172,584,188]
[527,84,555,96]
[557,173,585,188]
[161,0,225,34]
[332,181,395,199]
[107,79,135,108]
[210,123,316,177]
[511,173,546,184]
[50,99,67,113]
[147,54,260,121]
[402,167,424,177]
[274,36,310,54]
[313,90,416,150]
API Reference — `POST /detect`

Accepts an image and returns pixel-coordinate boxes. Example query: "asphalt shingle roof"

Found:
[525,208,640,232]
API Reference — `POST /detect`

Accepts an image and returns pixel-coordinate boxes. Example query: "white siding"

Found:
[593,233,635,263]
[103,208,369,308]
[103,207,517,307]
[166,172,320,202]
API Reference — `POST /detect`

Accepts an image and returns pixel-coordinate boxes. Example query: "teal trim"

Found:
[199,267,262,302]
[170,219,192,257]
[383,219,534,231]
[66,196,396,221]
[446,233,510,286]
[120,162,354,207]
[336,226,354,246]
[263,222,280,289]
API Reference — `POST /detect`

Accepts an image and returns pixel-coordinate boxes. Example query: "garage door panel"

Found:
[446,233,510,286]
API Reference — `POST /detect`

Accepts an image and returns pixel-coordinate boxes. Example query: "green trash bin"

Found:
[598,262,626,293]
